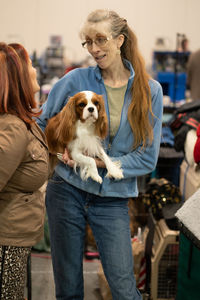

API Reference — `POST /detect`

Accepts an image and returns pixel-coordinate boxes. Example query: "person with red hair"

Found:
[0,42,49,300]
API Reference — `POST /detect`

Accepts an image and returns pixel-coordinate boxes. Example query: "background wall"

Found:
[1,0,200,68]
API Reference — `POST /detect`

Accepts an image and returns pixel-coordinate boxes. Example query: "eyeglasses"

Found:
[81,36,111,49]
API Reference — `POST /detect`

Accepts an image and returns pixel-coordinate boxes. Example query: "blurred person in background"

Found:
[187,48,200,101]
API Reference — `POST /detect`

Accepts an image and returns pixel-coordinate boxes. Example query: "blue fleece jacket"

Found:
[37,60,163,198]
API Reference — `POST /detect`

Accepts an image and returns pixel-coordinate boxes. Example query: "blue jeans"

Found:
[46,172,142,300]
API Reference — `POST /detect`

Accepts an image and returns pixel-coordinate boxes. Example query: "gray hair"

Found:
[80,9,128,40]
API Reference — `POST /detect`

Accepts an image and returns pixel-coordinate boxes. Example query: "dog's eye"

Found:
[78,102,86,108]
[94,101,99,106]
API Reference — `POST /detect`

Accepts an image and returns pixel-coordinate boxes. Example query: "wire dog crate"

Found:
[150,219,179,300]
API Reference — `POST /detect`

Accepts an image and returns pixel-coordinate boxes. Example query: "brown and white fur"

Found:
[45,91,123,183]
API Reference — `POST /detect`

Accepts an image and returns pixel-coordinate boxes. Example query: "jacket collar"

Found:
[94,59,135,82]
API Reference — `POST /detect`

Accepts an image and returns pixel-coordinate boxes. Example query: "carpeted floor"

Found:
[25,251,102,300]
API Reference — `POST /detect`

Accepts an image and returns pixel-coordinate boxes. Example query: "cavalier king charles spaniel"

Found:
[45,91,123,183]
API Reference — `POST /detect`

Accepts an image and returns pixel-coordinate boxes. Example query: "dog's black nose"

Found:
[88,107,94,113]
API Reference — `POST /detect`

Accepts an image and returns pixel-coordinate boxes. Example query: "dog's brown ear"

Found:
[56,96,77,145]
[95,95,108,139]
[45,113,62,154]
[45,96,76,153]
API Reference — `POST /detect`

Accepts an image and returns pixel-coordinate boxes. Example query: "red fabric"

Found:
[194,124,200,163]
[197,124,200,137]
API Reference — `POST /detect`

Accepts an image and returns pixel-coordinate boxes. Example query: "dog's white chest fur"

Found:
[68,120,101,157]
[68,120,123,184]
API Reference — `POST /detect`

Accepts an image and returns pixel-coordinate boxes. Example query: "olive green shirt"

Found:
[105,84,127,142]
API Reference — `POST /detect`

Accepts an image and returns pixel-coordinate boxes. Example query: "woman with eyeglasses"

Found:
[37,9,163,300]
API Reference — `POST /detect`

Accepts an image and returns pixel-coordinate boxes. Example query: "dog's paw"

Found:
[106,161,124,180]
[91,173,103,184]
[81,167,102,184]
[86,171,102,184]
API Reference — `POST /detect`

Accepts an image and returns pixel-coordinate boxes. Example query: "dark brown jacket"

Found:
[0,114,49,246]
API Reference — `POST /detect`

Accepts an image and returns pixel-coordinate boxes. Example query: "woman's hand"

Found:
[62,148,75,167]
[94,158,106,168]
[61,148,105,168]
